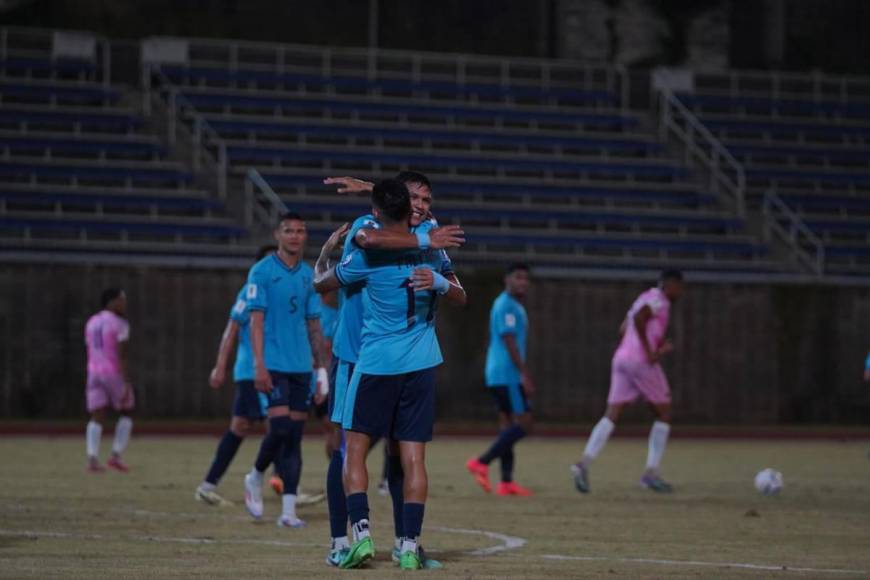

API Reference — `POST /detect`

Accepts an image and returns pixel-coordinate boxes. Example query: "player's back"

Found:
[614,287,670,363]
[85,310,128,377]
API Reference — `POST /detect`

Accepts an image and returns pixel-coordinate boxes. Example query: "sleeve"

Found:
[493,302,519,337]
[334,249,371,286]
[116,319,130,342]
[229,297,248,325]
[305,280,322,320]
[245,264,269,312]
[347,216,379,250]
[437,249,454,277]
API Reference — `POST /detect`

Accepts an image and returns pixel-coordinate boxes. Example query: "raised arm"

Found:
[323,176,374,194]
[355,224,465,251]
[209,319,240,389]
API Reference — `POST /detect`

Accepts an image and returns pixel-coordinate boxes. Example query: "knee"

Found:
[269,416,292,439]
[231,418,251,437]
[518,413,534,433]
[605,406,622,423]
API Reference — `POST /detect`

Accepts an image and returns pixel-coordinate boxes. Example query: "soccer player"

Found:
[84,288,133,473]
[315,179,466,570]
[242,212,327,528]
[320,172,463,568]
[194,245,276,506]
[466,263,536,496]
[571,270,685,494]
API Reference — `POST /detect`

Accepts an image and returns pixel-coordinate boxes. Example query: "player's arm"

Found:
[209,319,239,389]
[249,311,272,393]
[118,339,130,385]
[354,224,465,251]
[306,318,329,402]
[323,176,374,194]
[410,268,467,306]
[503,334,536,396]
[314,223,350,285]
[633,305,672,364]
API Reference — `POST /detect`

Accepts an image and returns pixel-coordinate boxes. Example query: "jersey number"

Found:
[289,296,298,314]
[400,280,437,330]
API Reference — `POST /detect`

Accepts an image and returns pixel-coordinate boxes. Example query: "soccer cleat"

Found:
[269,476,284,496]
[571,462,590,494]
[86,459,106,474]
[393,546,443,569]
[496,481,533,496]
[465,457,491,493]
[339,536,374,569]
[326,547,350,567]
[399,550,423,570]
[276,515,307,528]
[640,474,673,493]
[194,485,234,507]
[107,455,129,473]
[244,472,264,519]
[297,491,326,506]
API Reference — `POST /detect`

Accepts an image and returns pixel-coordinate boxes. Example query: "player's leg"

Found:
[196,415,251,505]
[342,430,375,569]
[275,373,310,528]
[494,383,533,496]
[86,403,107,472]
[467,386,526,493]
[326,360,351,566]
[378,442,391,496]
[639,365,673,492]
[384,439,405,558]
[105,376,134,473]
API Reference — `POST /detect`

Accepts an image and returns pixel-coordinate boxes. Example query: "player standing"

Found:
[466,263,536,496]
[571,270,685,493]
[242,212,327,528]
[194,245,276,506]
[84,288,134,473]
[315,179,466,570]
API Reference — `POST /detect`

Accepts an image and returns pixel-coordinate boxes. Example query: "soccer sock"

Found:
[401,502,425,554]
[111,416,133,456]
[327,449,348,540]
[204,430,244,486]
[479,424,527,465]
[278,420,305,495]
[254,416,291,473]
[86,421,102,459]
[582,417,615,464]
[281,493,298,519]
[500,448,515,483]
[645,421,671,472]
[386,454,405,540]
[347,492,371,541]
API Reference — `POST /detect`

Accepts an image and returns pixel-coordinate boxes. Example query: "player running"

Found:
[315,179,466,570]
[242,212,327,528]
[194,245,276,506]
[84,288,134,473]
[571,270,685,494]
[467,263,536,496]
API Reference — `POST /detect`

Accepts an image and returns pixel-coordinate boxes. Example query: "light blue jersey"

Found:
[245,254,321,373]
[485,291,528,387]
[229,287,254,382]
[335,245,449,375]
[866,352,870,372]
[321,302,339,341]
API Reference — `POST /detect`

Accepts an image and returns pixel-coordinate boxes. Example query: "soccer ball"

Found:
[754,468,784,495]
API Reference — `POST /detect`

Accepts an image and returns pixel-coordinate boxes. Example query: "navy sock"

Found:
[387,454,405,539]
[500,448,515,483]
[347,492,369,525]
[277,420,305,494]
[402,502,425,541]
[327,449,347,539]
[479,424,527,465]
[204,430,243,485]
[255,416,291,473]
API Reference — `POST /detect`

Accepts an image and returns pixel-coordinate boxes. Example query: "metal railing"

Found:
[0,26,111,86]
[243,168,288,230]
[657,86,746,217]
[762,189,825,276]
[694,68,870,105]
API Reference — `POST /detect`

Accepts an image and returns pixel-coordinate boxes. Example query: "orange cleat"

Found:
[496,481,533,496]
[465,458,491,493]
[269,475,284,495]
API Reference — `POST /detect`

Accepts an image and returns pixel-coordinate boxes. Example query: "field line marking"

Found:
[542,554,869,576]
[0,528,319,548]
[431,526,527,556]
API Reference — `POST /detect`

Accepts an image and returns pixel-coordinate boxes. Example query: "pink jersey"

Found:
[85,310,130,377]
[613,287,671,364]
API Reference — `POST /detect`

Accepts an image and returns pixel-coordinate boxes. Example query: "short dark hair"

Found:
[101,287,124,308]
[276,211,304,228]
[255,244,277,261]
[395,171,431,191]
[660,269,683,283]
[371,179,411,223]
[506,262,530,275]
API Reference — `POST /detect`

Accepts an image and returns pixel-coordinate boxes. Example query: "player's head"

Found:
[659,269,684,302]
[396,171,432,228]
[505,262,531,299]
[255,244,277,262]
[274,212,307,256]
[101,287,127,316]
[371,179,411,226]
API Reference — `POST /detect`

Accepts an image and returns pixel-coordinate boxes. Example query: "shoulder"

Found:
[248,255,273,277]
[352,214,379,231]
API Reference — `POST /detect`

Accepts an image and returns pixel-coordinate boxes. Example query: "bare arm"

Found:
[250,310,273,393]
[118,340,130,384]
[209,319,240,389]
[323,176,374,194]
[504,333,536,396]
[355,225,465,251]
[307,318,325,369]
[314,267,342,294]
[633,305,672,363]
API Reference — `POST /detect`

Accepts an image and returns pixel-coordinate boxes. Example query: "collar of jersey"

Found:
[271,253,302,274]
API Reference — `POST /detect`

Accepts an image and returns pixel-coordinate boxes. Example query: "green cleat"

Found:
[393,546,443,569]
[399,550,422,570]
[339,537,375,569]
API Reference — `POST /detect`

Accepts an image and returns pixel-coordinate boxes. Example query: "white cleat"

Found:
[277,515,307,528]
[244,472,264,519]
[194,485,234,507]
[296,491,326,507]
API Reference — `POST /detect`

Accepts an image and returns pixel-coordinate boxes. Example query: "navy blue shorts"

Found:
[232,380,266,420]
[490,383,531,415]
[342,367,436,442]
[266,371,312,412]
[329,358,355,425]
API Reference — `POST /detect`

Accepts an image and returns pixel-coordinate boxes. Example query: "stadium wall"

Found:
[1,263,869,425]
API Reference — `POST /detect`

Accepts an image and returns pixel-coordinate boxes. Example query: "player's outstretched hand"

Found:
[323,176,374,194]
[410,268,436,291]
[254,367,273,394]
[208,367,225,389]
[521,371,537,397]
[324,223,351,253]
[313,391,327,406]
[429,225,466,249]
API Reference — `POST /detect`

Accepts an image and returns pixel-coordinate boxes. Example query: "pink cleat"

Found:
[465,458,491,493]
[87,459,106,474]
[496,481,533,496]
[107,455,129,473]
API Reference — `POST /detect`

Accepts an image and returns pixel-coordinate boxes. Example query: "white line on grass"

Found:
[542,554,869,576]
[431,526,527,556]
[0,529,319,548]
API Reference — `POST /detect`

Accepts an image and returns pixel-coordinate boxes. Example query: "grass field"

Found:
[1,435,869,579]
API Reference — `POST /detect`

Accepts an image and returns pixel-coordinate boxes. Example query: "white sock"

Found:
[352,519,371,541]
[281,493,297,519]
[583,417,615,463]
[401,537,418,554]
[199,482,216,492]
[250,468,264,483]
[112,416,133,455]
[332,536,350,550]
[394,537,403,551]
[86,421,102,458]
[646,421,671,472]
